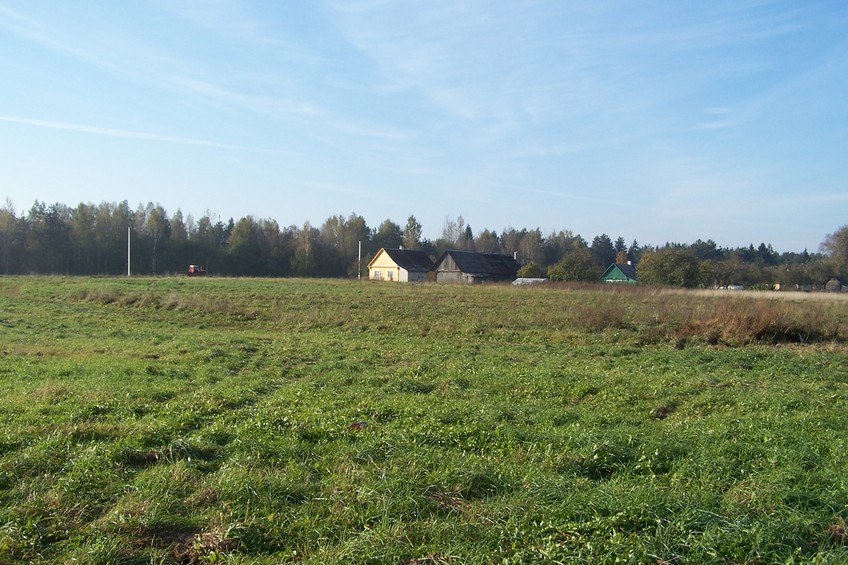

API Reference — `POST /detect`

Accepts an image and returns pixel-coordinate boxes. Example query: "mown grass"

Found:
[1,276,847,563]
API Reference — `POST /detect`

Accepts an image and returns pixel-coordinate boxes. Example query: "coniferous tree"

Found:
[590,234,616,269]
[402,215,423,249]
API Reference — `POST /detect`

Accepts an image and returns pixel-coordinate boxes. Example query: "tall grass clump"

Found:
[571,295,630,332]
[680,297,843,345]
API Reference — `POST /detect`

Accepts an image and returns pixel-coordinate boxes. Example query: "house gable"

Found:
[601,263,637,284]
[367,248,433,282]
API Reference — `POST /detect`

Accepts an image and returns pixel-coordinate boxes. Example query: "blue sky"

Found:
[1,1,846,252]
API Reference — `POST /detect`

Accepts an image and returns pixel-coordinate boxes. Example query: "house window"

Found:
[387,270,394,281]
[373,270,381,280]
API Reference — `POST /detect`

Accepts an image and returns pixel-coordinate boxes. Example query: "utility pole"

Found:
[127,227,131,276]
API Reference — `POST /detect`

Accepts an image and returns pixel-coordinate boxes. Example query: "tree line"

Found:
[0,199,845,289]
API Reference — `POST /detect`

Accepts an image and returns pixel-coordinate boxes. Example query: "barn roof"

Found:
[372,248,434,272]
[434,250,521,278]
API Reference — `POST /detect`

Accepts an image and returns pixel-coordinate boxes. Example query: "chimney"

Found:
[513,252,518,261]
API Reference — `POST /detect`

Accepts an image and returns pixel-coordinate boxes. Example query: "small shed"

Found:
[600,262,637,284]
[367,248,433,282]
[431,250,521,284]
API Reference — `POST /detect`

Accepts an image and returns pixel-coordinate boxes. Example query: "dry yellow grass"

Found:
[666,288,848,302]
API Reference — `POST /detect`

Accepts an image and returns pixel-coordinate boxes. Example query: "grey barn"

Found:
[431,250,521,284]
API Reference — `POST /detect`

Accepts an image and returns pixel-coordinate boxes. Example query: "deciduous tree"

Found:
[373,219,403,251]
[821,225,848,278]
[638,248,700,288]
[474,229,501,253]
[26,201,71,273]
[68,203,97,274]
[547,249,599,282]
[141,203,171,274]
[0,199,21,274]
[518,228,545,266]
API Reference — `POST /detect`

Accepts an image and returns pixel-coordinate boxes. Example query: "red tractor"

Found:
[187,264,207,276]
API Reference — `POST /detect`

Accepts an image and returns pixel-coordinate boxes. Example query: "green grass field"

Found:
[1,276,847,563]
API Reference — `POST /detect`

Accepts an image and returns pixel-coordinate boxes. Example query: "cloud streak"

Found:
[0,114,270,152]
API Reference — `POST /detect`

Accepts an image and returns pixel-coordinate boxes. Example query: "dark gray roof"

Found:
[617,262,637,280]
[380,248,434,272]
[434,250,521,279]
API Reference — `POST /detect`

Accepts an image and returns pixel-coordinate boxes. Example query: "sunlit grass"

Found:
[0,276,847,562]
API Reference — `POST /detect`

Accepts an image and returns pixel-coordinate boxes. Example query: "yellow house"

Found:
[367,248,433,282]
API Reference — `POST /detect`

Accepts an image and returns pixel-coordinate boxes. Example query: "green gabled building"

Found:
[600,262,638,284]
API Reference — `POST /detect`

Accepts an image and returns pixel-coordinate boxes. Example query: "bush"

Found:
[517,262,542,278]
[547,250,600,282]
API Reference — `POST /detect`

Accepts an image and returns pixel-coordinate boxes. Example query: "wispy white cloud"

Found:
[0,1,410,154]
[695,107,743,130]
[505,183,654,212]
[0,114,272,152]
[300,180,366,196]
[147,0,270,42]
[146,0,331,63]
[0,4,147,81]
[326,1,827,124]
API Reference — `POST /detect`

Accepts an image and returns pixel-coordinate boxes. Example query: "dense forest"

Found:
[0,199,845,289]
